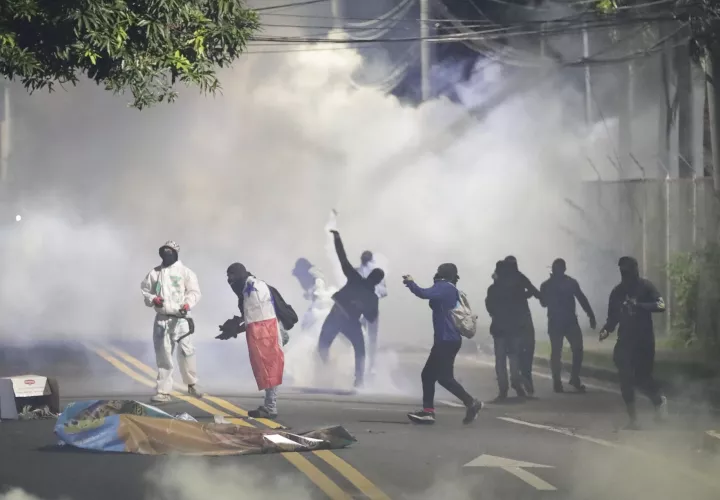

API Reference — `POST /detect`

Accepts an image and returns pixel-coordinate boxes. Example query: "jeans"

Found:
[548,319,584,385]
[493,335,523,394]
[421,341,474,409]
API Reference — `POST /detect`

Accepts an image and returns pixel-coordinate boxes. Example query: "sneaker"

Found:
[463,399,484,425]
[569,379,586,393]
[248,406,278,420]
[655,396,668,422]
[187,384,201,398]
[512,383,527,398]
[151,393,172,403]
[491,392,508,403]
[407,410,436,424]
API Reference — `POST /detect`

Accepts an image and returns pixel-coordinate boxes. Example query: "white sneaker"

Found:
[151,393,172,403]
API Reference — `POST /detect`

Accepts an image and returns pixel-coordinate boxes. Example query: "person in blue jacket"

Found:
[403,263,484,425]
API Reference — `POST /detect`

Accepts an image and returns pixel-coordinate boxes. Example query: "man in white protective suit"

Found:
[140,241,202,403]
[292,257,336,332]
[357,250,388,374]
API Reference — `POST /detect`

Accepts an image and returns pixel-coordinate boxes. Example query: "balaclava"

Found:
[618,256,640,285]
[551,258,567,276]
[227,262,251,298]
[159,241,180,268]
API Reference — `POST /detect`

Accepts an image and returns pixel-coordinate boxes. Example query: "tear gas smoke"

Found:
[0,8,641,395]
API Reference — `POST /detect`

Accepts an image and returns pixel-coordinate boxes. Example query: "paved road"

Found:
[1,340,720,500]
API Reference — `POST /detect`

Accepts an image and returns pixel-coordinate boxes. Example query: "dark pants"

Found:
[518,333,535,393]
[613,338,663,417]
[318,305,366,387]
[493,335,523,394]
[421,341,474,410]
[548,319,584,385]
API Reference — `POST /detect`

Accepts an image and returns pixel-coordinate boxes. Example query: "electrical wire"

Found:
[254,0,329,12]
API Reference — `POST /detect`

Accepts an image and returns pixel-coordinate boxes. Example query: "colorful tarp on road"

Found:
[54,400,356,456]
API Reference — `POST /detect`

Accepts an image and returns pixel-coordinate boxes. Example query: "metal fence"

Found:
[579,177,718,334]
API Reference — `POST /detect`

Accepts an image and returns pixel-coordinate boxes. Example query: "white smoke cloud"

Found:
[0,15,632,394]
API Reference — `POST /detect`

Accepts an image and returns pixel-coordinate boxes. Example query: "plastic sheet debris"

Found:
[55,399,357,455]
[173,413,197,422]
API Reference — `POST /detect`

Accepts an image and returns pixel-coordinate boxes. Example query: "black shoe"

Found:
[463,399,484,425]
[553,383,564,393]
[492,392,508,403]
[408,410,436,424]
[525,379,535,397]
[569,379,586,393]
[248,406,278,420]
[513,385,527,398]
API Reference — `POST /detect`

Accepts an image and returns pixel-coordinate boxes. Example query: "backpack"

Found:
[269,285,299,331]
[451,288,478,339]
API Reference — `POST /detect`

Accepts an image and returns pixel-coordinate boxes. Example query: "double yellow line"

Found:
[90,345,391,500]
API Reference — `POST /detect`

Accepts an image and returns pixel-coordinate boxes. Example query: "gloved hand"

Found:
[216,316,245,340]
[589,316,597,330]
[402,274,414,285]
[599,329,610,342]
[179,304,190,316]
[152,296,164,307]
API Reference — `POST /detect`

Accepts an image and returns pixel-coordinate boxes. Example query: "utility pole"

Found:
[330,0,343,32]
[420,0,430,101]
[583,25,592,124]
[0,81,9,184]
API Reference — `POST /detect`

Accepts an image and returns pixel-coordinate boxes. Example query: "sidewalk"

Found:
[533,333,720,410]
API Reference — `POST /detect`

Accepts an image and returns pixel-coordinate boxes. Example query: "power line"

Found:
[251,15,681,45]
[254,0,329,12]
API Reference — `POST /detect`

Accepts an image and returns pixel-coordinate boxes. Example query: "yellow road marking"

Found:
[106,345,283,429]
[314,450,392,500]
[91,346,360,500]
[283,451,354,500]
[92,347,253,427]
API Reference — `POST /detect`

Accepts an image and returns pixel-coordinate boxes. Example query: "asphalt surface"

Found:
[2,339,720,500]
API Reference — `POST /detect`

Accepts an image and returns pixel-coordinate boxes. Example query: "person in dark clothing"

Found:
[540,258,596,393]
[486,260,526,401]
[317,230,384,388]
[403,263,484,425]
[504,256,540,396]
[599,256,668,429]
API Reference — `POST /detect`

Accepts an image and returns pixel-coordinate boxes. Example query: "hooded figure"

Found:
[140,241,202,403]
[223,263,285,419]
[318,230,384,389]
[292,257,336,331]
[539,258,596,393]
[356,249,388,374]
[599,256,668,429]
[403,263,483,425]
[485,260,526,400]
[504,255,540,395]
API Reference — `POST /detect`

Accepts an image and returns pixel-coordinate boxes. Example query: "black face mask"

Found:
[620,268,639,284]
[159,248,178,267]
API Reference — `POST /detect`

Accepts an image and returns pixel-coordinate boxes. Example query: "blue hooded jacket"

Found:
[406,279,461,343]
